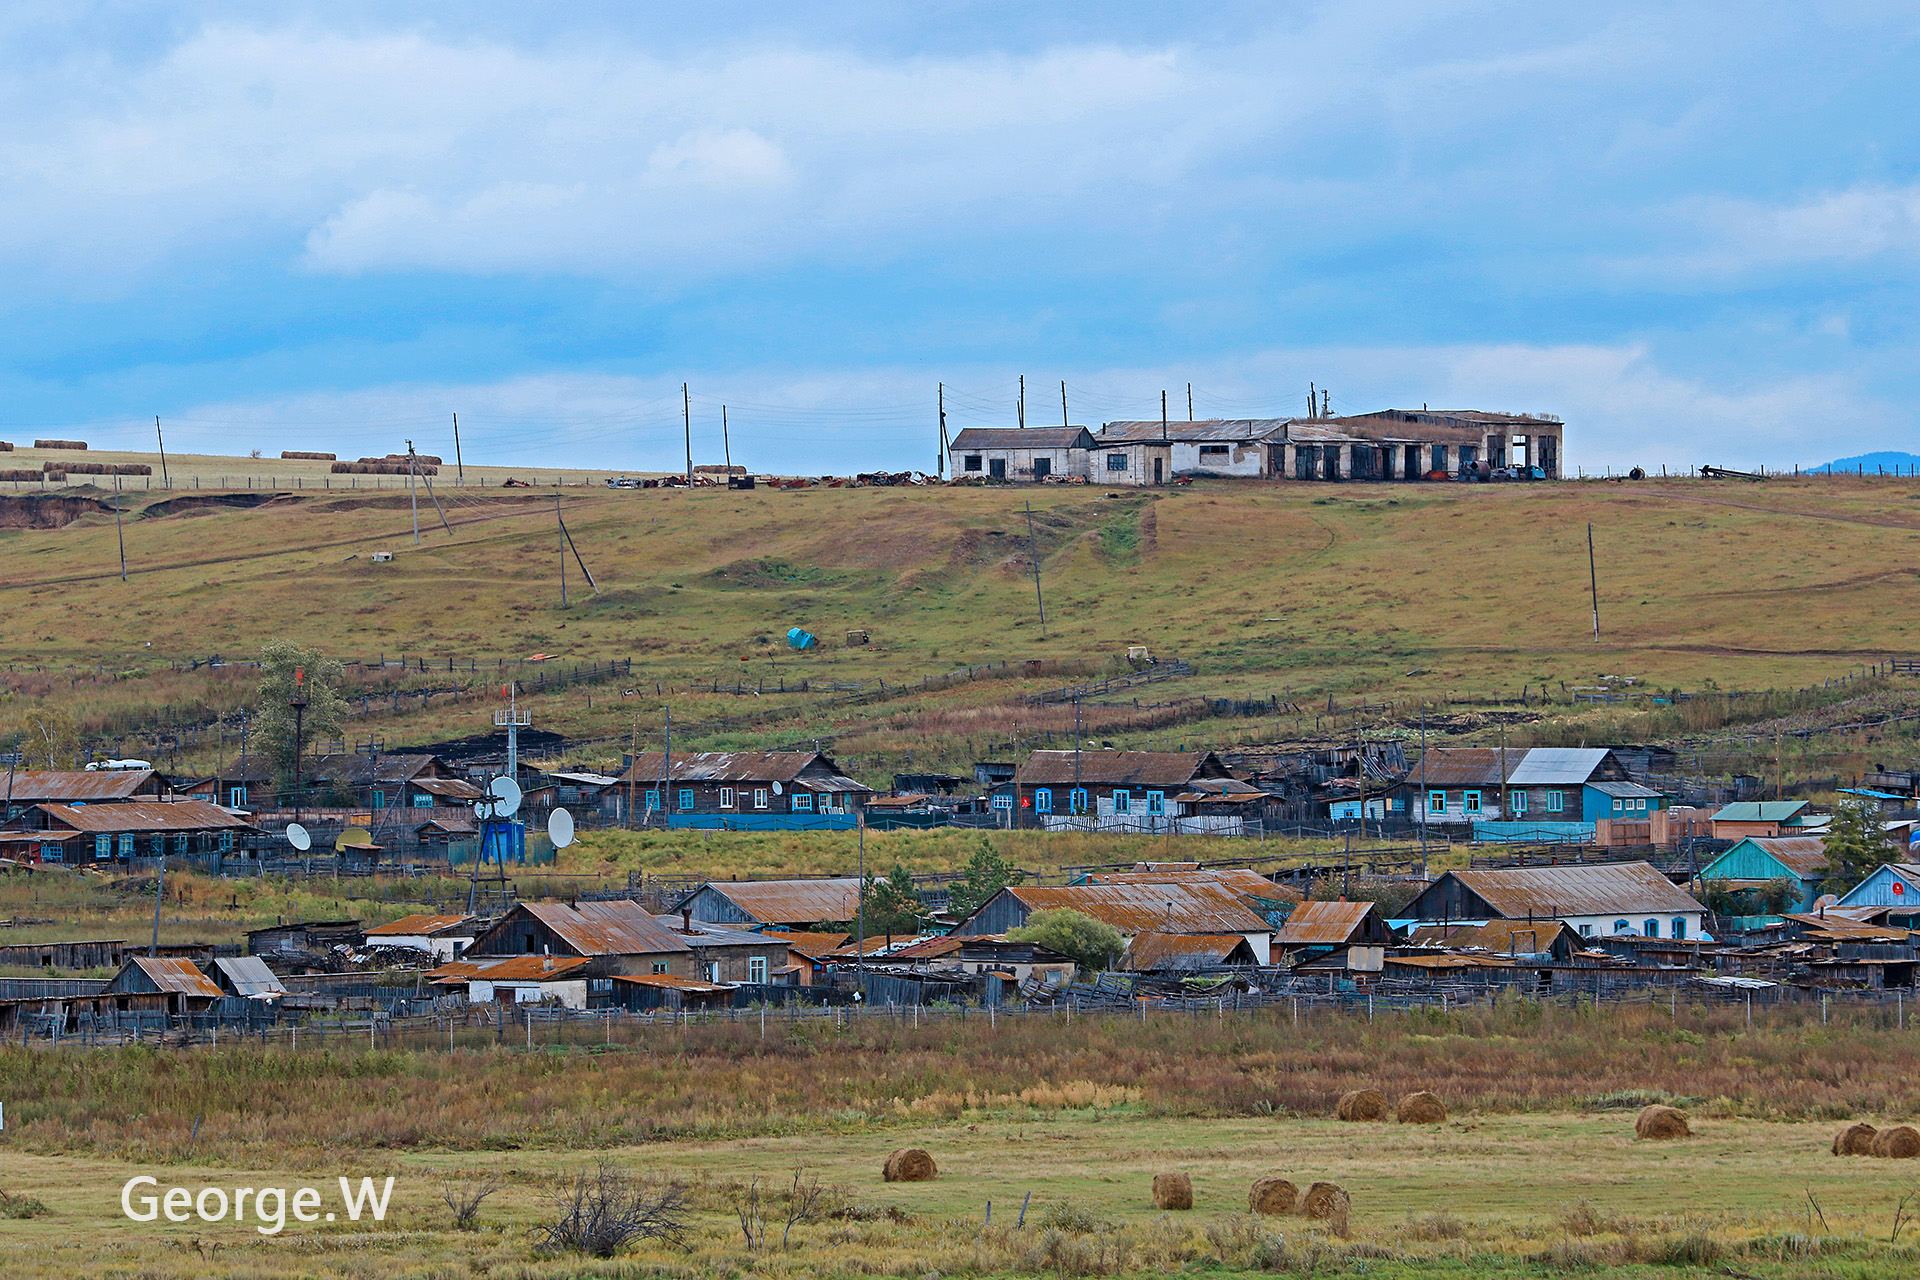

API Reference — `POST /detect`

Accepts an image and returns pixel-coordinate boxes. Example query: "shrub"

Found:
[0,1190,49,1219]
[537,1162,688,1258]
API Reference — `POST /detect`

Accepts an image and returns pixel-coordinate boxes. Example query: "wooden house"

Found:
[614,751,871,824]
[1404,862,1709,942]
[948,426,1096,482]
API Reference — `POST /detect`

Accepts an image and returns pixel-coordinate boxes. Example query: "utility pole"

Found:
[1073,695,1083,820]
[1024,500,1047,635]
[1322,389,1330,418]
[411,442,452,534]
[656,706,671,830]
[150,853,164,957]
[407,444,419,544]
[1018,375,1025,428]
[452,412,465,486]
[683,383,693,487]
[1061,380,1069,428]
[722,406,732,473]
[154,416,169,488]
[627,714,638,828]
[112,470,127,581]
[1418,708,1428,877]
[937,383,948,477]
[1309,382,1316,419]
[857,812,867,1000]
[1161,390,1168,441]
[1498,726,1509,823]
[1587,523,1601,641]
[557,493,568,608]
[289,667,307,825]
[1187,384,1193,421]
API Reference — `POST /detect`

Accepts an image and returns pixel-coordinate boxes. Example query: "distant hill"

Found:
[1809,451,1920,475]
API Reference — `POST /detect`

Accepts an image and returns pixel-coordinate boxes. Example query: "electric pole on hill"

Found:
[154,416,169,488]
[683,383,693,487]
[452,412,465,485]
[1588,523,1601,641]
[1060,380,1069,428]
[1018,375,1025,428]
[937,383,949,477]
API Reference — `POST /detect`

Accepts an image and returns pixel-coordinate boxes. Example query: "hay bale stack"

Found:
[1634,1105,1691,1140]
[1301,1182,1350,1234]
[881,1148,936,1182]
[1833,1123,1879,1156]
[1248,1177,1297,1216]
[0,441,11,451]
[0,469,42,481]
[1396,1091,1447,1124]
[357,453,442,467]
[1150,1173,1192,1211]
[331,461,439,476]
[49,461,149,476]
[35,439,86,449]
[281,451,336,461]
[1336,1089,1389,1121]
[1873,1126,1920,1158]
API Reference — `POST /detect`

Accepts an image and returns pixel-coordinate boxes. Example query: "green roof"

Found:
[1713,801,1811,823]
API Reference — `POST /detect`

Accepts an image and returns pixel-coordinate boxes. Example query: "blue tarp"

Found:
[668,813,857,831]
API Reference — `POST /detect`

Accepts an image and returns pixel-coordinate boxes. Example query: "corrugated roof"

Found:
[0,769,159,802]
[663,918,779,947]
[130,956,223,998]
[1017,750,1224,787]
[1084,868,1299,902]
[37,800,253,833]
[610,973,730,992]
[409,778,484,799]
[1590,781,1664,799]
[886,935,969,960]
[1095,420,1282,444]
[949,427,1096,450]
[616,752,872,793]
[515,901,693,957]
[1001,883,1270,935]
[1441,862,1705,917]
[1404,919,1576,952]
[1714,801,1812,822]
[697,879,864,924]
[306,754,443,786]
[213,956,286,996]
[757,930,851,958]
[1126,932,1251,970]
[430,955,591,982]
[1385,953,1514,969]
[1404,749,1508,788]
[1276,900,1378,946]
[1738,837,1831,877]
[1506,748,1612,785]
[364,914,475,937]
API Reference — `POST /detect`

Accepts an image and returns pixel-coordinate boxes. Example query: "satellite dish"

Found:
[1814,893,1840,911]
[486,775,523,818]
[336,826,372,852]
[286,823,311,851]
[771,781,784,796]
[549,807,575,848]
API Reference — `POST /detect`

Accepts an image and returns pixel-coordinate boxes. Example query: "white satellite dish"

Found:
[771,781,784,796]
[549,807,575,849]
[286,823,312,851]
[486,775,523,818]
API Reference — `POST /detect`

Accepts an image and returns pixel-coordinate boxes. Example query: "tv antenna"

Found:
[470,692,531,914]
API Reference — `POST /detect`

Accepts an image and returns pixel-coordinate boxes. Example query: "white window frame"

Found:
[720,787,736,809]
[753,788,769,810]
[748,956,767,984]
[704,960,722,983]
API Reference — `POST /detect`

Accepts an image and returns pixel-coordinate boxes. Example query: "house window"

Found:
[1463,791,1482,814]
[704,961,722,983]
[118,834,135,857]
[1069,788,1088,815]
[791,793,813,812]
[1432,446,1448,472]
[677,789,695,812]
[963,454,982,472]
[1112,790,1131,815]
[1671,918,1687,940]
[720,787,736,808]
[1146,791,1165,815]
[412,791,432,808]
[1034,788,1052,813]
[1613,799,1625,812]
[1428,791,1446,815]
[1613,920,1630,934]
[1510,790,1528,814]
[229,786,247,807]
[1634,798,1647,811]
[152,835,165,856]
[1199,445,1229,457]
[754,788,769,809]
[95,834,112,859]
[174,834,189,853]
[651,961,669,975]
[991,794,1013,810]
[748,957,767,984]
[1642,919,1659,937]
[371,790,386,809]
[644,790,660,810]
[989,459,1006,479]
[219,832,233,852]
[1578,923,1592,937]
[1107,453,1128,471]
[1545,790,1565,813]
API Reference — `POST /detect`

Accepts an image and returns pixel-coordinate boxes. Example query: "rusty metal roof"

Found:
[1384,953,1514,969]
[949,427,1096,450]
[1016,750,1228,787]
[1441,862,1706,918]
[1083,868,1299,903]
[610,973,729,992]
[410,777,484,799]
[882,935,968,960]
[699,878,864,924]
[504,901,692,957]
[36,800,253,833]
[1276,900,1379,946]
[1738,837,1832,877]
[756,930,851,958]
[1004,883,1270,935]
[430,955,591,982]
[616,752,872,793]
[1404,749,1508,788]
[1125,932,1253,970]
[365,914,475,937]
[1405,919,1578,952]
[1095,420,1281,444]
[129,956,223,998]
[1,769,159,802]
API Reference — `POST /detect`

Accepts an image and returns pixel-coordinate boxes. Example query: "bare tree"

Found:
[441,1172,500,1231]
[782,1165,831,1250]
[539,1162,689,1258]
[734,1176,765,1251]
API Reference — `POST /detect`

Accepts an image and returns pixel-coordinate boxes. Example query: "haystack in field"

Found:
[1833,1123,1879,1155]
[1633,1105,1690,1140]
[882,1148,936,1182]
[1872,1126,1920,1158]
[1396,1092,1446,1124]
[1248,1177,1297,1215]
[1151,1173,1193,1210]
[1336,1089,1388,1121]
[1302,1182,1350,1235]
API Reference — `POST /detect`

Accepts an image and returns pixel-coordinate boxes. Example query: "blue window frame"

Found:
[1069,788,1088,815]
[94,834,111,859]
[1034,788,1053,813]
[1428,790,1446,814]
[371,790,387,809]
[174,834,189,853]
[1642,919,1659,937]
[219,832,233,852]
[644,789,660,809]
[991,793,1013,810]
[229,786,247,807]
[118,834,135,857]
[1613,919,1630,934]
[1463,790,1482,814]
[1112,790,1131,815]
[1146,791,1165,815]
[1106,452,1128,472]
[678,789,695,811]
[1671,918,1687,939]
[1545,790,1565,813]
[791,792,813,812]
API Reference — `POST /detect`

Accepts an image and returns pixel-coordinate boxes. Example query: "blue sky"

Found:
[1,2,1916,473]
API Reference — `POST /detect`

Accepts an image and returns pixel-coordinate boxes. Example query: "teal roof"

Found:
[1713,801,1810,823]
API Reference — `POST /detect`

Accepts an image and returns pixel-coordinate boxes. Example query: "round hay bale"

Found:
[1151,1172,1193,1211]
[1634,1104,1690,1141]
[1833,1122,1879,1156]
[1396,1091,1447,1124]
[882,1148,936,1182]
[1248,1177,1297,1216]
[1336,1089,1389,1121]
[1301,1181,1349,1228]
[1873,1126,1920,1159]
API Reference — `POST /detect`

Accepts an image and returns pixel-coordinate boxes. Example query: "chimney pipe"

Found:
[682,907,693,933]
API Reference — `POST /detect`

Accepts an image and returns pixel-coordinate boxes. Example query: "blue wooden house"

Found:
[1836,863,1920,926]
[1696,836,1830,911]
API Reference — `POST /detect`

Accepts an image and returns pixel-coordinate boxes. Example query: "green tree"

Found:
[19,706,80,770]
[1821,797,1891,895]
[946,838,1026,920]
[862,863,924,940]
[253,642,347,790]
[1008,907,1125,976]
